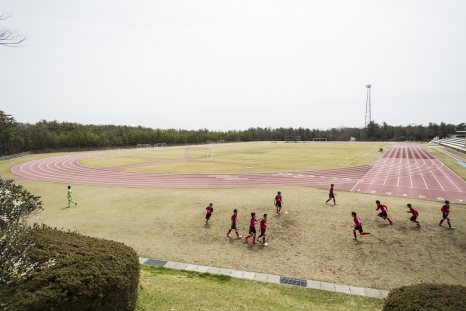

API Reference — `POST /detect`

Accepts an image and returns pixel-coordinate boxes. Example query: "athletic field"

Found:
[2,142,465,291]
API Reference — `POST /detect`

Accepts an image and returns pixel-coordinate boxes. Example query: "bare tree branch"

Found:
[0,13,26,47]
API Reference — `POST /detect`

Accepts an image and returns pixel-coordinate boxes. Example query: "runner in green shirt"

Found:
[67,185,77,208]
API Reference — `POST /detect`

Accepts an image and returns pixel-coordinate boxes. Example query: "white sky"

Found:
[1,1,465,131]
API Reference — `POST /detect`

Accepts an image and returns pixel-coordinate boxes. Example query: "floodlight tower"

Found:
[365,85,371,128]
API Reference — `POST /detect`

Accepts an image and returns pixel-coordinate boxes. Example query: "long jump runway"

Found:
[11,144,466,204]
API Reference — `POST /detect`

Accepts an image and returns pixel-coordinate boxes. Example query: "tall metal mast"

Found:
[365,85,371,127]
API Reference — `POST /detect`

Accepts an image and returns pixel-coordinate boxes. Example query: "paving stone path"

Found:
[139,257,389,299]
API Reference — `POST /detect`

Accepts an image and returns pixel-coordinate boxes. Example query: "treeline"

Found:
[0,110,464,157]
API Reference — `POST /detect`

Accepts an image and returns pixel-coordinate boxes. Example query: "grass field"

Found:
[136,266,384,311]
[80,142,389,174]
[1,142,465,300]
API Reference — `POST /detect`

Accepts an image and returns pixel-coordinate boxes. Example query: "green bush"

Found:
[383,283,466,311]
[1,225,140,311]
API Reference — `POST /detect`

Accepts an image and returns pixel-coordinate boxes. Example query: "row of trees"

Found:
[364,120,461,142]
[0,110,464,157]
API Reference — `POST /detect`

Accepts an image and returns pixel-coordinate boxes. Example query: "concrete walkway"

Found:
[139,257,389,299]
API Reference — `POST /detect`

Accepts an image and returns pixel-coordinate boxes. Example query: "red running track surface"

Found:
[343,144,466,204]
[11,144,466,204]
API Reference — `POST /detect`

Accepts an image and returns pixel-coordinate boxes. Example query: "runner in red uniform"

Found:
[439,200,454,229]
[352,212,371,239]
[245,212,258,244]
[205,203,213,224]
[376,200,393,224]
[406,203,420,227]
[274,191,283,215]
[227,209,242,238]
[256,214,269,246]
[325,184,337,205]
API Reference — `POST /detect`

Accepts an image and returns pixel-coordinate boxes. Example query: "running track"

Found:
[11,143,466,204]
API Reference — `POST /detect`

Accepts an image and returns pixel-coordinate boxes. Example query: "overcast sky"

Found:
[1,1,465,131]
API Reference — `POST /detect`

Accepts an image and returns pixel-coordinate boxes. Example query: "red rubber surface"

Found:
[11,144,466,204]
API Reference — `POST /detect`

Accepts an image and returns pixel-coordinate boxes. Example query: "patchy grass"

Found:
[80,142,389,174]
[14,181,466,291]
[136,265,384,311]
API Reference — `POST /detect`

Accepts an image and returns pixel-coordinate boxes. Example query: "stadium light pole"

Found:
[365,85,371,128]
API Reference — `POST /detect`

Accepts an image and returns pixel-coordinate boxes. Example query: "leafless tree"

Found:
[0,13,26,47]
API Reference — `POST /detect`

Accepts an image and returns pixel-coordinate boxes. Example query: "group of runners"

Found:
[325,184,455,239]
[205,184,456,243]
[353,197,454,239]
[204,192,282,246]
[67,183,455,244]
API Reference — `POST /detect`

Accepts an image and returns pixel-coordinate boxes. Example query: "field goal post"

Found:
[313,138,327,141]
[137,144,152,148]
[184,146,213,158]
[284,135,301,143]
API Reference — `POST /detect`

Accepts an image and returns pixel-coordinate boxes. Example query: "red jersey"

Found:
[231,213,237,223]
[249,218,257,228]
[206,206,213,214]
[275,195,282,202]
[260,218,267,229]
[408,208,419,217]
[376,204,388,213]
[441,205,450,214]
[329,187,334,195]
[353,216,362,226]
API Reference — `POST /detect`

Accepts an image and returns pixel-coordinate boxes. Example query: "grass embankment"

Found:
[426,146,466,180]
[136,266,384,311]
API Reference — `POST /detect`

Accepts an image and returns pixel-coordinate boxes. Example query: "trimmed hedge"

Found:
[1,225,140,311]
[383,283,466,311]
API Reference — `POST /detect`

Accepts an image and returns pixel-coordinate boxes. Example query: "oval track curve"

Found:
[11,144,466,204]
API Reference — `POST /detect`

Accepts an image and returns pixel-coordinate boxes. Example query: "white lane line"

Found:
[396,145,404,187]
[413,145,429,189]
[436,164,463,192]
[428,165,445,191]
[346,147,379,166]
[350,181,361,192]
[425,145,465,192]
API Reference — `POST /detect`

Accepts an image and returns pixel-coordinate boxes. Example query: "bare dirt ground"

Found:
[21,181,466,291]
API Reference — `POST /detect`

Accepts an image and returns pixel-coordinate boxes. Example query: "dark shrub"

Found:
[1,225,140,311]
[383,283,466,311]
